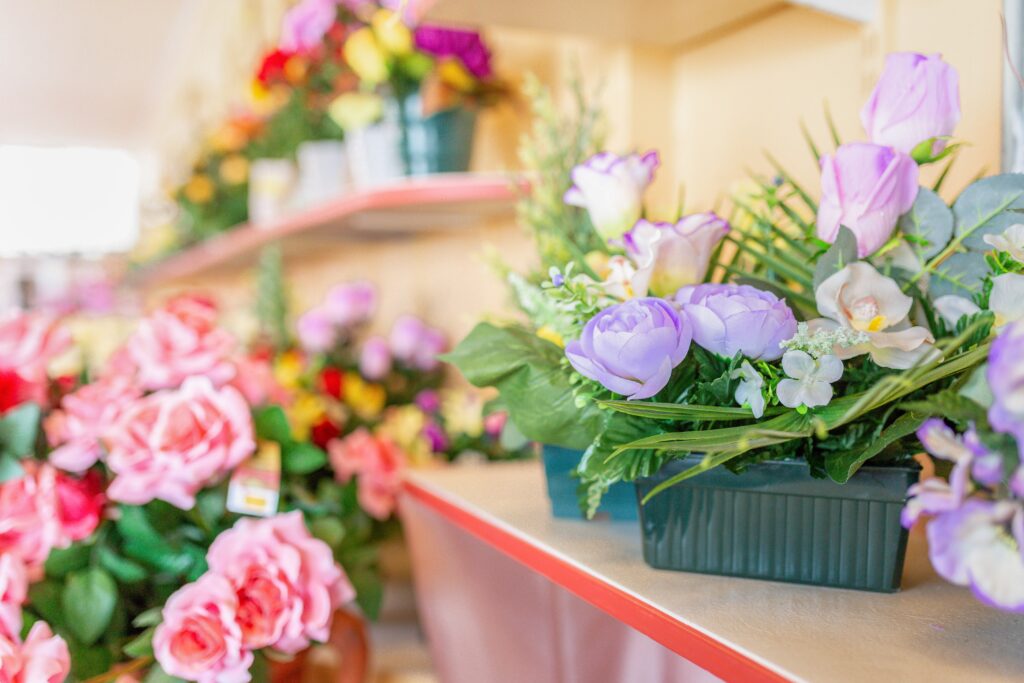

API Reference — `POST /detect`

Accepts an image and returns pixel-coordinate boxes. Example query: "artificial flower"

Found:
[280,0,339,53]
[322,281,377,327]
[359,336,392,380]
[730,360,766,418]
[273,350,306,390]
[811,262,935,369]
[984,223,1024,262]
[370,8,413,55]
[328,429,407,519]
[440,390,484,439]
[565,297,692,400]
[288,391,327,442]
[817,143,919,257]
[596,255,643,300]
[563,151,659,241]
[0,370,39,415]
[902,419,977,526]
[413,24,492,79]
[675,283,797,361]
[154,574,253,683]
[988,273,1024,328]
[623,213,730,296]
[389,315,447,371]
[218,155,249,185]
[328,92,384,132]
[861,52,960,156]
[0,311,71,386]
[933,294,981,329]
[535,325,564,348]
[0,555,27,640]
[343,373,386,419]
[987,321,1024,448]
[318,367,345,400]
[296,307,335,353]
[776,351,843,409]
[45,376,142,473]
[183,175,215,204]
[344,27,389,85]
[0,621,71,683]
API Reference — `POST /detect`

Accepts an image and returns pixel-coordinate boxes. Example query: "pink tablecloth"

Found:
[400,494,721,683]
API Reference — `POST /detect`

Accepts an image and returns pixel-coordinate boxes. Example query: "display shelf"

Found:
[403,462,1024,683]
[126,173,519,288]
[426,0,871,48]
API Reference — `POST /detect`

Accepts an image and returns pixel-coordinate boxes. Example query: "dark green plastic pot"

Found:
[542,445,637,522]
[634,457,919,592]
[392,92,477,175]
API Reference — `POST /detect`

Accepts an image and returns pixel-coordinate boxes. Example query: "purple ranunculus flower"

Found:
[623,213,730,297]
[389,315,448,371]
[323,281,377,328]
[564,151,659,241]
[926,500,1024,612]
[988,322,1024,454]
[280,0,339,52]
[862,52,961,156]
[674,283,797,361]
[565,297,692,400]
[817,142,919,257]
[359,336,392,380]
[413,25,493,79]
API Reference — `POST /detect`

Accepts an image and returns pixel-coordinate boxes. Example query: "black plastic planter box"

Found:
[634,456,919,592]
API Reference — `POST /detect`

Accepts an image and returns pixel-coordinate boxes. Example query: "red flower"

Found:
[0,370,37,414]
[257,49,297,85]
[54,469,106,542]
[318,367,345,400]
[310,418,341,450]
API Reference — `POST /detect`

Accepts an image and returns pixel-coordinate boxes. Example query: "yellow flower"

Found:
[183,175,215,204]
[344,372,387,419]
[378,406,433,466]
[289,391,326,441]
[208,124,247,153]
[370,9,413,55]
[218,154,249,185]
[328,92,384,132]
[440,389,484,438]
[536,325,564,348]
[437,58,476,93]
[273,350,305,390]
[344,27,389,85]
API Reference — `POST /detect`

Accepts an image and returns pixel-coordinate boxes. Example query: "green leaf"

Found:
[62,567,118,645]
[813,226,858,289]
[43,543,92,578]
[123,626,155,658]
[132,606,163,628]
[143,665,186,683]
[0,453,24,482]
[898,187,954,260]
[0,402,40,456]
[283,442,328,474]
[825,412,926,483]
[640,451,743,504]
[952,173,1024,250]
[601,400,776,422]
[350,566,384,620]
[27,580,64,629]
[444,322,606,449]
[253,405,292,444]
[117,506,195,575]
[310,516,346,547]
[196,487,227,529]
[929,251,989,298]
[97,546,149,583]
[68,641,113,680]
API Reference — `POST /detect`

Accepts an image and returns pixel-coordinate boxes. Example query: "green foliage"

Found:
[813,226,858,289]
[255,246,291,352]
[62,568,118,645]
[824,411,925,483]
[283,442,328,474]
[444,322,606,449]
[898,188,954,261]
[254,405,293,443]
[0,403,40,475]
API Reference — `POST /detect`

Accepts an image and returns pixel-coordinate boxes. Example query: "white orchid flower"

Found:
[989,273,1024,328]
[934,295,981,328]
[983,223,1024,262]
[776,351,843,409]
[730,360,766,418]
[811,262,935,369]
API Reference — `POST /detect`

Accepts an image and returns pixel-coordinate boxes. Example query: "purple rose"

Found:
[564,151,659,241]
[862,52,960,156]
[280,0,338,52]
[674,283,797,361]
[359,336,392,380]
[988,321,1024,452]
[322,281,376,327]
[817,143,919,257]
[413,25,493,79]
[389,315,448,371]
[565,297,692,400]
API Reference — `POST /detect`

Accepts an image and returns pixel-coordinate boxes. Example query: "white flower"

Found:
[780,321,870,358]
[730,360,765,418]
[597,255,643,300]
[563,151,659,240]
[933,295,981,328]
[776,351,843,409]
[989,273,1024,328]
[811,262,935,369]
[984,223,1024,262]
[622,214,730,297]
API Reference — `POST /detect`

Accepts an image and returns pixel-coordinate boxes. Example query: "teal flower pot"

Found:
[635,456,919,592]
[393,92,477,175]
[542,445,637,522]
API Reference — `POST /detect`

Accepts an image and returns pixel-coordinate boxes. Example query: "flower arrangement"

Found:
[0,298,377,682]
[449,49,1021,543]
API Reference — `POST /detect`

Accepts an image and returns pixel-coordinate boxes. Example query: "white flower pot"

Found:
[248,159,296,227]
[346,120,405,190]
[296,140,351,208]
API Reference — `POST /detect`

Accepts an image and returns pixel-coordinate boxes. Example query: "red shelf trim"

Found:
[131,174,519,287]
[403,479,792,683]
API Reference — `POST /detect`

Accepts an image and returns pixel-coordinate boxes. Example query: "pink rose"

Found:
[206,512,355,654]
[0,463,65,573]
[0,311,71,385]
[328,429,406,520]
[125,299,237,391]
[0,555,27,640]
[45,377,142,473]
[154,574,252,683]
[105,377,255,510]
[54,470,105,542]
[0,622,70,683]
[227,355,287,407]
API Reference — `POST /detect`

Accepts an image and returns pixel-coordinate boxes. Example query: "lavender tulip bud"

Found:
[564,151,659,241]
[623,213,730,297]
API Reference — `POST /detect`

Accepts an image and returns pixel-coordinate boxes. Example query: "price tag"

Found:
[226,441,281,517]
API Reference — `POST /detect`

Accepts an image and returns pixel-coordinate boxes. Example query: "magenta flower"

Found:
[675,283,797,361]
[280,0,339,53]
[565,298,692,400]
[817,142,919,257]
[413,25,493,79]
[862,52,960,156]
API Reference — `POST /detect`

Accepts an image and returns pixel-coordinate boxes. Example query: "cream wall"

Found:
[144,0,1006,342]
